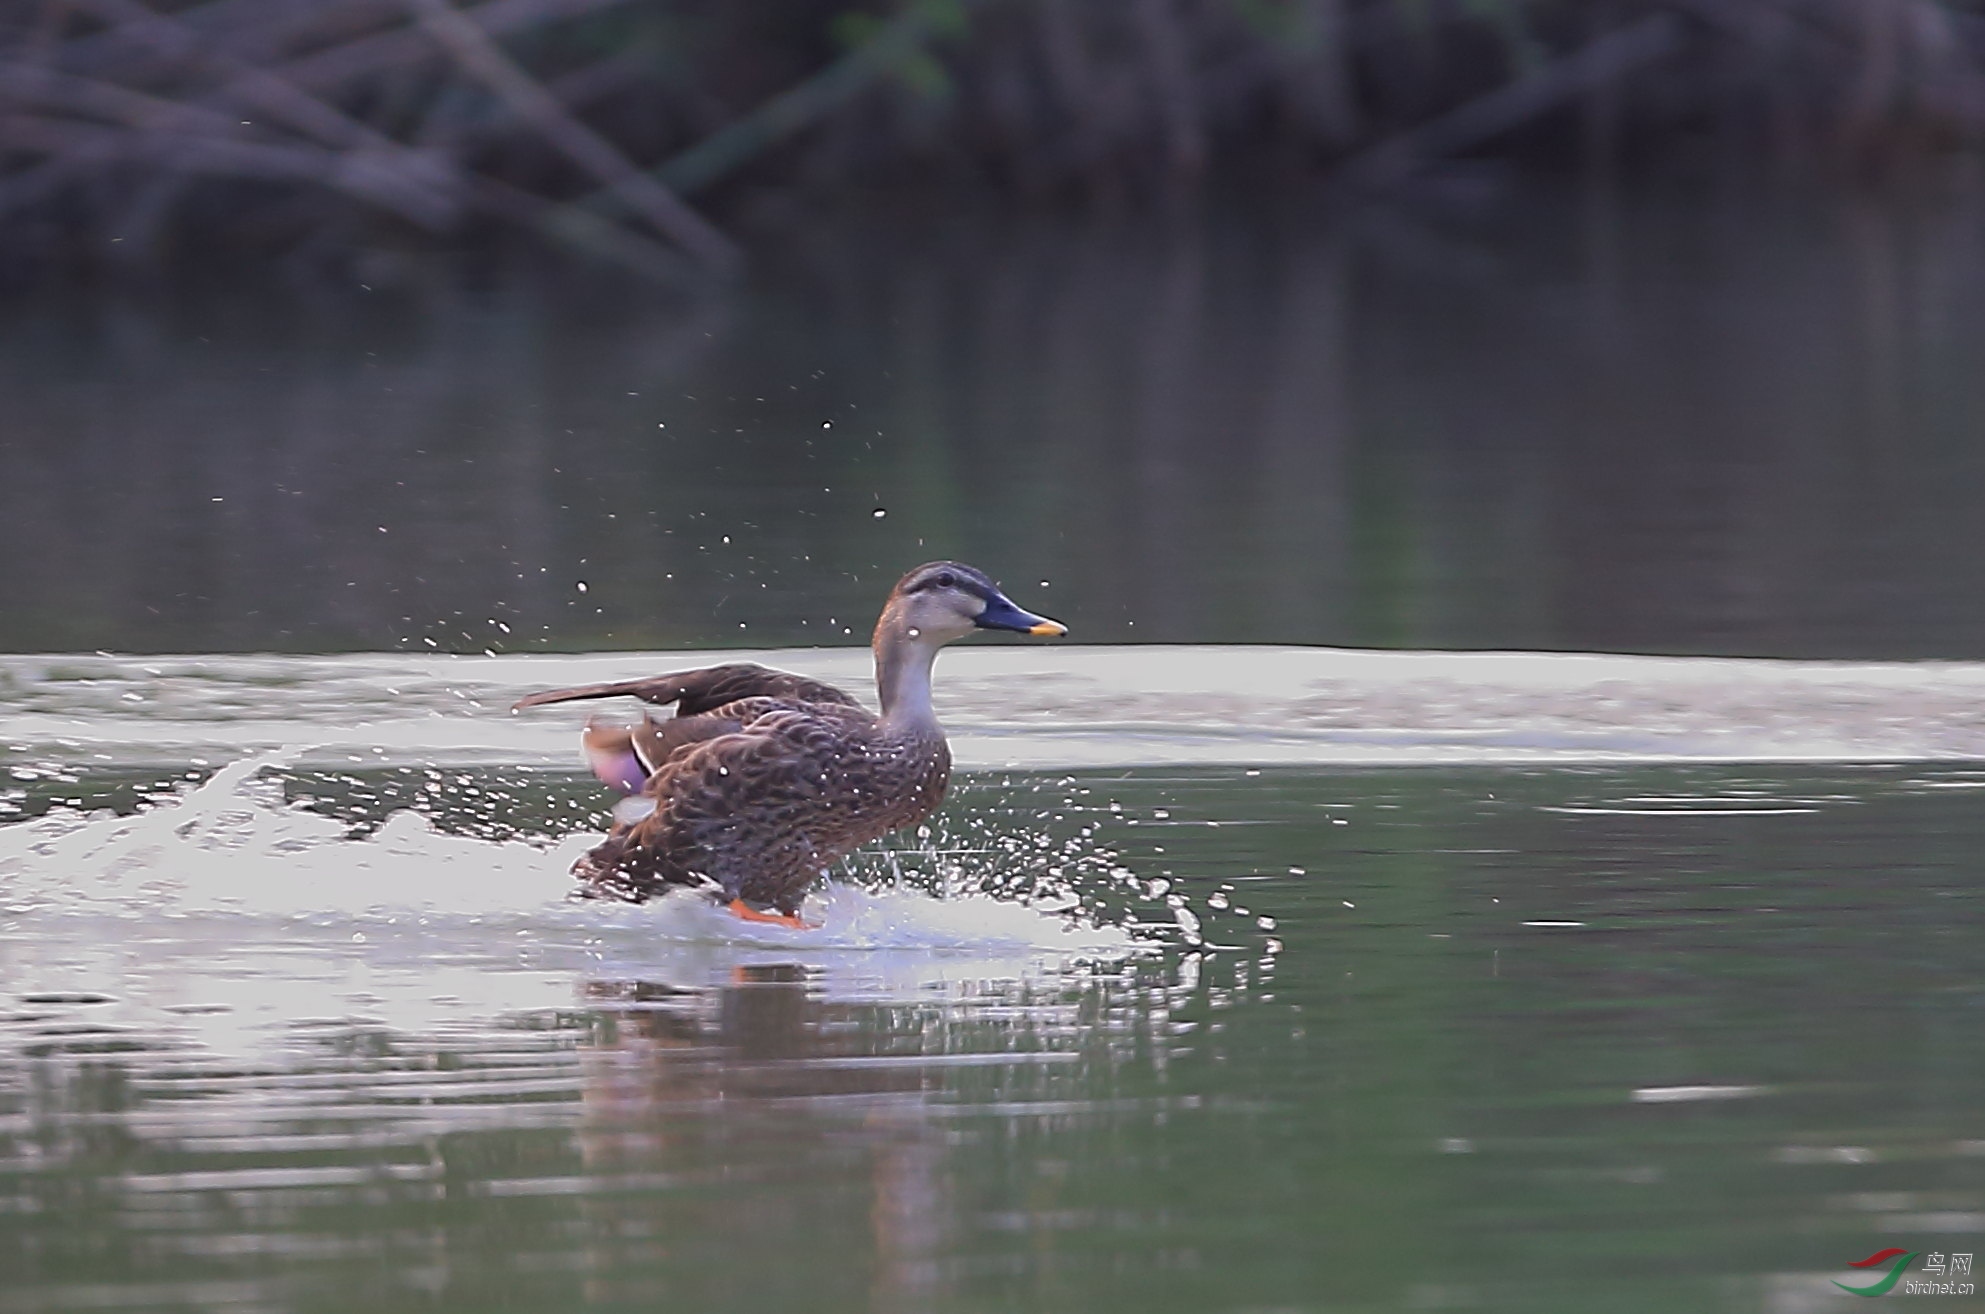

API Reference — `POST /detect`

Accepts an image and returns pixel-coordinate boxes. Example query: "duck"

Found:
[511,562,1066,928]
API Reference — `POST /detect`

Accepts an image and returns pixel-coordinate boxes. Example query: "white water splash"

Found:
[0,751,1147,1069]
[0,750,1140,956]
[579,882,1131,953]
[0,749,574,921]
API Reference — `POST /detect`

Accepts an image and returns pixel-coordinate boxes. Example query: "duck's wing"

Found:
[512,662,861,715]
[526,664,862,796]
[580,712,744,794]
[580,700,885,909]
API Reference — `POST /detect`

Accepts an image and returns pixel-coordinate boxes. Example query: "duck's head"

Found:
[877,561,1066,649]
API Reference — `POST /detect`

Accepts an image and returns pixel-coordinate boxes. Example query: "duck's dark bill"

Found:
[976,596,1067,636]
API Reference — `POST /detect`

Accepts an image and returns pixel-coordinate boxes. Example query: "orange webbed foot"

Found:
[725,898,817,931]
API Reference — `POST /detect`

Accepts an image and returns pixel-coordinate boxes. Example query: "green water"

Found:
[7,180,1985,1311]
[11,188,1985,660]
[5,761,1982,1312]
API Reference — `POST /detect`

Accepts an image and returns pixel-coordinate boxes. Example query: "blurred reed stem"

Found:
[3,0,1983,279]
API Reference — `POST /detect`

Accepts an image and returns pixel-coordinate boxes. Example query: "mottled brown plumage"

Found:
[511,562,1065,922]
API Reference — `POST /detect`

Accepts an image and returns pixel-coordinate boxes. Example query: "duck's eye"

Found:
[935,571,956,588]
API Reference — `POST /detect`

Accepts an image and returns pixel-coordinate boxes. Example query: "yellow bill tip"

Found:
[1028,620,1068,637]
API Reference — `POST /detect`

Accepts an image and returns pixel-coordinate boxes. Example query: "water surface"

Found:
[9,179,1985,1310]
[3,650,1983,1312]
[10,186,1985,658]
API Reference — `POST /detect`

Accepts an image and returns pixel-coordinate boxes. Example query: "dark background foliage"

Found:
[3,0,1979,280]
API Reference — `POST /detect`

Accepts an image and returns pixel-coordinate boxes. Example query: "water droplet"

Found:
[872,507,886,518]
[575,581,588,593]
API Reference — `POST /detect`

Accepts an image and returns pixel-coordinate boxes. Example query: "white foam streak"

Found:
[15,644,1985,768]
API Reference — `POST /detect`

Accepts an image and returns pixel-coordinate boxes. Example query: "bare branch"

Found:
[0,112,441,220]
[1332,12,1686,194]
[646,0,977,199]
[68,0,460,226]
[277,0,640,97]
[406,0,738,271]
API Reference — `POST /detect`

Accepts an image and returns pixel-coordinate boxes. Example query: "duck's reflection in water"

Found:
[572,963,996,1311]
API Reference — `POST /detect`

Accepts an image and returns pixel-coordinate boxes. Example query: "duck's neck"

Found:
[874,621,943,736]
